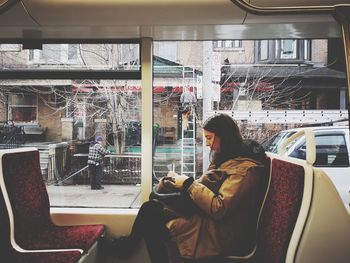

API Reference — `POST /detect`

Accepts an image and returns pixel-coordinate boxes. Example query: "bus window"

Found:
[152,39,347,185]
[0,42,143,209]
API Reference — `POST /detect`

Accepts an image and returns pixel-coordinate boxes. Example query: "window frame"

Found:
[256,39,311,63]
[8,93,38,124]
[213,40,243,51]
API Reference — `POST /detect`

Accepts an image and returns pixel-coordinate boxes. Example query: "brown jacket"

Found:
[166,157,265,259]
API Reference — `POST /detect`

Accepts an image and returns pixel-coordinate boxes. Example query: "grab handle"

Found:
[278,129,316,165]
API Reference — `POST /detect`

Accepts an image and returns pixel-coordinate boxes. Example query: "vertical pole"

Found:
[334,6,350,136]
[341,21,350,129]
[202,41,222,170]
[202,41,212,171]
[141,38,153,203]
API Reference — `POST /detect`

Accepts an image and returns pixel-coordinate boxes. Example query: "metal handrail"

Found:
[230,0,348,15]
[2,0,344,17]
[278,129,316,165]
[0,0,21,15]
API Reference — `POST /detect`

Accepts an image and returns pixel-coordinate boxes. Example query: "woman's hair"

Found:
[203,114,267,166]
[203,113,244,165]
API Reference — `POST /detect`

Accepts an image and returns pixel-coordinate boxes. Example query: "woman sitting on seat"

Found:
[103,113,267,263]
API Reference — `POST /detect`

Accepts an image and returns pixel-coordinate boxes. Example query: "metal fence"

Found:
[47,143,70,185]
[68,153,141,185]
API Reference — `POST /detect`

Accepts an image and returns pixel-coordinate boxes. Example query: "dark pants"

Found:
[88,164,103,188]
[129,200,172,263]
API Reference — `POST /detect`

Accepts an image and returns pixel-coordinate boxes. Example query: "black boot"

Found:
[113,236,136,259]
[99,236,135,259]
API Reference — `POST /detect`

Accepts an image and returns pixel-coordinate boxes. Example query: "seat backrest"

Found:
[0,148,54,247]
[294,167,350,263]
[1,184,82,262]
[0,179,13,254]
[255,158,305,263]
[223,156,271,261]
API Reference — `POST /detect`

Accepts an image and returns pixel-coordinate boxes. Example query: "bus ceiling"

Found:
[0,0,349,41]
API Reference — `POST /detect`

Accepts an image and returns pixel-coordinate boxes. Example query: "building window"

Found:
[303,40,311,60]
[117,44,140,69]
[8,94,37,123]
[0,44,21,51]
[257,39,311,62]
[68,44,78,61]
[276,40,297,59]
[213,40,242,50]
[259,40,268,60]
[28,44,79,64]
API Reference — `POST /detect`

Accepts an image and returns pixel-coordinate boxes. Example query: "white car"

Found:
[263,126,350,206]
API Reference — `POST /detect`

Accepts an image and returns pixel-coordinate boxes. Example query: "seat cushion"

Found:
[16,224,105,252]
[8,250,82,263]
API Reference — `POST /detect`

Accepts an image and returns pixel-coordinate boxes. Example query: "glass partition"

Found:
[0,43,142,208]
[152,39,347,185]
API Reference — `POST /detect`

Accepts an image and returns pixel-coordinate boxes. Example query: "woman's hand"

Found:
[167,171,179,178]
[172,174,189,190]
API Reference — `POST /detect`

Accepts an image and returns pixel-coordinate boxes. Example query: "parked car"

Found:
[262,126,350,206]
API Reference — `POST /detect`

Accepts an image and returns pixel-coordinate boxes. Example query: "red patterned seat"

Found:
[174,150,350,263]
[1,180,82,263]
[182,157,305,263]
[0,148,104,257]
[253,158,304,263]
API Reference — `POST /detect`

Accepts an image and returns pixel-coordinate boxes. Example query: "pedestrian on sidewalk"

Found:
[87,135,109,190]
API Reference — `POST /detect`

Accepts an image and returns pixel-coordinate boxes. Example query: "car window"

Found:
[289,133,349,167]
[262,131,296,153]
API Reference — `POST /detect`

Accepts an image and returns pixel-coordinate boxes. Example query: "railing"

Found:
[0,121,25,149]
[104,154,141,185]
[67,153,142,185]
[47,143,70,185]
[205,110,349,124]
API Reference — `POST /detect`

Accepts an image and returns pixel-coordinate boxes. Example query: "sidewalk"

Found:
[47,184,141,208]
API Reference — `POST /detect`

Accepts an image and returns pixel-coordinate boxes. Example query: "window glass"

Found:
[0,44,21,51]
[0,43,142,209]
[304,40,310,60]
[10,107,37,123]
[68,44,78,61]
[8,94,37,123]
[10,94,37,105]
[314,134,349,167]
[159,42,177,62]
[260,40,268,60]
[258,39,311,62]
[213,40,242,49]
[0,39,345,208]
[262,131,296,153]
[279,40,297,59]
[152,39,345,189]
[24,43,140,71]
[289,134,349,167]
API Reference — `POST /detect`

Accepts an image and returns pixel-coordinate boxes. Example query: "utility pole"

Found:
[202,41,221,170]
